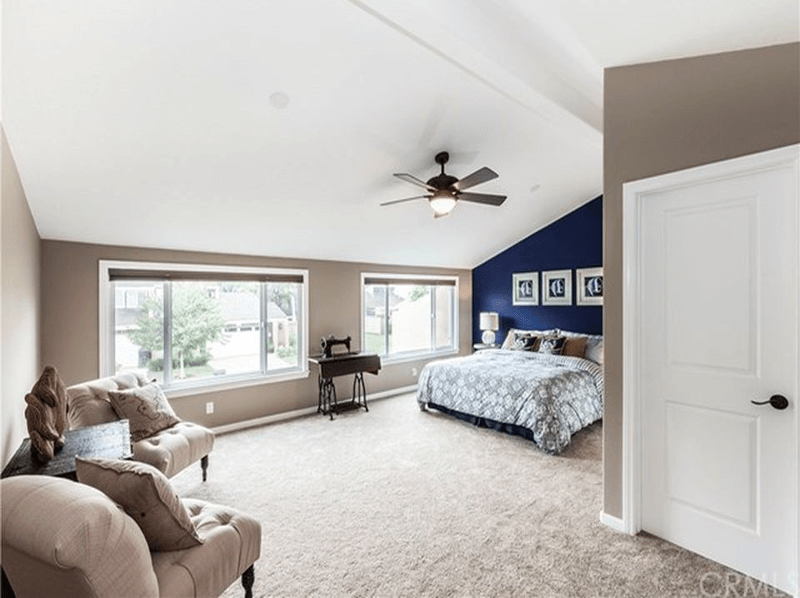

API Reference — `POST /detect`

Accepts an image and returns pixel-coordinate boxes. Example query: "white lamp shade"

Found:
[429,190,457,215]
[479,312,499,331]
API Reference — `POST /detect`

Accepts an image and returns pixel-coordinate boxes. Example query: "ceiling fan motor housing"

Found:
[427,173,459,190]
[429,151,458,190]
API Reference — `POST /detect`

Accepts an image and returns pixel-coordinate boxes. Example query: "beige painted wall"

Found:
[603,42,800,517]
[41,240,471,427]
[1,127,42,465]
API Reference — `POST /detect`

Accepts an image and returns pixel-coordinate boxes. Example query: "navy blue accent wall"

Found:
[472,195,602,344]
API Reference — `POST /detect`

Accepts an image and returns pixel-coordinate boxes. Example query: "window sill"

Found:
[379,348,460,366]
[164,369,309,399]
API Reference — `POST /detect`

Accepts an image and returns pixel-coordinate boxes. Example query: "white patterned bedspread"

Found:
[417,349,604,454]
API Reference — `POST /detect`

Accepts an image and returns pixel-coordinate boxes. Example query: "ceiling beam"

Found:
[346,0,603,149]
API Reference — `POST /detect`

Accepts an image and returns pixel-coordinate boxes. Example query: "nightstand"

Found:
[473,343,499,352]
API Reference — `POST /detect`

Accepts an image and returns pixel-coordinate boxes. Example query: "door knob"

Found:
[751,395,789,410]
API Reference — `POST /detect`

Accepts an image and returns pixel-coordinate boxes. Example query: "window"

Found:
[362,273,458,361]
[100,261,308,394]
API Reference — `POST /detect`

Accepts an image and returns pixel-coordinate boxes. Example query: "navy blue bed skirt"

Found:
[427,402,536,443]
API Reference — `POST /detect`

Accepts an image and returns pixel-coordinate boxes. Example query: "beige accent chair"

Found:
[1,475,261,597]
[67,372,214,480]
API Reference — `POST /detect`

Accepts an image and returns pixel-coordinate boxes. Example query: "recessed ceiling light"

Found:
[269,91,290,110]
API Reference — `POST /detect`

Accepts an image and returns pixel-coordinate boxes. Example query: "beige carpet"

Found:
[172,393,784,598]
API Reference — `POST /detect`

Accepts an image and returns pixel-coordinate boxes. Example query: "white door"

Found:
[638,148,798,594]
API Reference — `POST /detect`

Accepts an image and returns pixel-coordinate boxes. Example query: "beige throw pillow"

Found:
[75,456,202,551]
[557,330,604,365]
[562,336,588,358]
[108,383,180,442]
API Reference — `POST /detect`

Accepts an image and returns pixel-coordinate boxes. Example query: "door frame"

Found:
[620,144,800,593]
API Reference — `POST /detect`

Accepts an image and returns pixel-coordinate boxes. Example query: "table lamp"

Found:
[479,312,499,345]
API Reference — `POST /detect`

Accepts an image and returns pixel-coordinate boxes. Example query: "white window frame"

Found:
[99,260,309,397]
[360,272,459,364]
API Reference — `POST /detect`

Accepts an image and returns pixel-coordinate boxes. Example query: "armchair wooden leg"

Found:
[201,455,209,482]
[241,564,255,598]
[2,566,16,598]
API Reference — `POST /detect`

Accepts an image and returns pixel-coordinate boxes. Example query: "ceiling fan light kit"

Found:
[429,189,457,215]
[382,151,507,218]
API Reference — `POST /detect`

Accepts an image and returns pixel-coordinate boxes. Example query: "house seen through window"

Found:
[362,274,458,360]
[103,262,307,390]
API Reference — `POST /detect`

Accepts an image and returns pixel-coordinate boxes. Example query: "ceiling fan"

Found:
[381,151,507,218]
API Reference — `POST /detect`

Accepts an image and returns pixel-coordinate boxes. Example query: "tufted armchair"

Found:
[67,372,214,480]
[1,475,261,597]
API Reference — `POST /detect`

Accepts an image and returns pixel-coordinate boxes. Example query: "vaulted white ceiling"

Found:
[3,1,797,268]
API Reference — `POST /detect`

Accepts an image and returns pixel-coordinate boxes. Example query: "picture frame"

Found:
[576,267,603,306]
[512,272,539,305]
[541,270,572,306]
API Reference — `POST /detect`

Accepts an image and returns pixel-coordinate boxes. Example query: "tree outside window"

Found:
[128,283,225,378]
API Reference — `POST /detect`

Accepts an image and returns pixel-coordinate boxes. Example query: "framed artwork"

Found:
[512,272,539,305]
[577,267,603,306]
[542,270,572,306]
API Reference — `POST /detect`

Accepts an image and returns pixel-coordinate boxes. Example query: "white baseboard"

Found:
[211,385,418,435]
[368,384,418,401]
[599,511,627,534]
[211,405,318,435]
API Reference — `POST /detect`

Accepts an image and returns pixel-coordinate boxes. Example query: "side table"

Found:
[473,343,499,352]
[1,420,133,480]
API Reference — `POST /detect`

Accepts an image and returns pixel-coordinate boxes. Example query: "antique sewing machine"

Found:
[309,335,381,419]
[320,335,352,358]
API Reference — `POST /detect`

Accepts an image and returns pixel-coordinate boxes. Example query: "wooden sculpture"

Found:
[24,366,69,463]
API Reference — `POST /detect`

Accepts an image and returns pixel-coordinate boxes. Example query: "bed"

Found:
[416,329,604,454]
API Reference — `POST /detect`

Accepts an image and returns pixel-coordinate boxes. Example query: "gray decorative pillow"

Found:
[538,336,567,355]
[512,333,539,351]
[585,336,604,365]
[75,457,202,551]
[108,383,180,442]
[500,328,556,350]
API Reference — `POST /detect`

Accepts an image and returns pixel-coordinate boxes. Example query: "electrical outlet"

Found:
[205,401,214,415]
[411,367,418,377]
